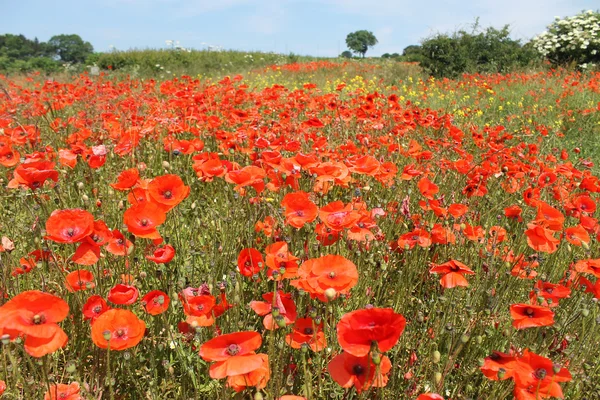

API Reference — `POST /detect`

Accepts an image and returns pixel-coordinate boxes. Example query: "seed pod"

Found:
[432,350,441,364]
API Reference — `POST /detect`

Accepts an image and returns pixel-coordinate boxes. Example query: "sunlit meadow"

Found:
[1,61,600,399]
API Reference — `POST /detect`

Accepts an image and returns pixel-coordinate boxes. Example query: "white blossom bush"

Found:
[532,10,600,68]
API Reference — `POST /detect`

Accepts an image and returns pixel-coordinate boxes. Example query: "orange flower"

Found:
[510,304,555,329]
[291,255,358,302]
[265,241,299,280]
[82,295,110,323]
[429,260,475,288]
[417,394,445,400]
[181,294,216,326]
[8,160,59,190]
[141,290,170,316]
[336,307,406,357]
[328,352,391,393]
[318,201,361,231]
[226,353,270,392]
[65,269,95,292]
[107,284,139,305]
[123,202,167,239]
[110,168,140,191]
[148,174,190,211]
[564,225,590,247]
[0,290,69,357]
[250,291,297,330]
[43,382,81,400]
[285,317,326,351]
[417,177,439,199]
[524,223,560,254]
[91,309,146,350]
[281,191,318,229]
[512,350,571,399]
[199,331,264,379]
[146,244,175,263]
[106,229,133,256]
[45,209,94,243]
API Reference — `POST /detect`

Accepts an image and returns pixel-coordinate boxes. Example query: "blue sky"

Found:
[4,0,597,57]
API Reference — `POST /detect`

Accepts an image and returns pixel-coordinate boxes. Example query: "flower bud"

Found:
[432,350,441,364]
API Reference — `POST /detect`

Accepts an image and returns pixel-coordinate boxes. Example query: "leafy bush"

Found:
[418,23,539,77]
[532,10,600,68]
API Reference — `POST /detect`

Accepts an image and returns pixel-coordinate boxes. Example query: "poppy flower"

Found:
[429,260,475,288]
[225,166,266,195]
[72,242,101,266]
[226,353,270,392]
[512,350,571,399]
[328,351,392,393]
[564,225,590,247]
[480,350,518,381]
[417,177,439,199]
[318,201,361,231]
[265,242,299,280]
[290,255,358,302]
[141,290,170,315]
[146,244,175,264]
[82,295,110,323]
[65,269,95,292]
[237,248,264,277]
[0,380,5,396]
[43,382,82,400]
[504,205,523,222]
[123,202,167,239]
[250,291,297,330]
[336,307,406,357]
[8,161,59,190]
[110,168,140,191]
[510,304,555,329]
[417,394,445,400]
[45,209,94,243]
[85,220,112,247]
[315,222,341,246]
[107,284,139,305]
[148,174,190,210]
[285,317,326,351]
[281,191,318,229]
[181,294,216,326]
[106,229,134,256]
[91,309,146,350]
[524,223,560,254]
[0,290,69,357]
[199,331,264,379]
[534,202,564,231]
[530,280,571,307]
[397,228,432,249]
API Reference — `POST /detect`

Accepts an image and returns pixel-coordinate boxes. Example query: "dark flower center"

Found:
[116,329,126,337]
[32,314,45,325]
[66,228,75,237]
[140,219,149,227]
[226,344,241,356]
[304,327,314,335]
[163,190,173,199]
[525,308,535,318]
[328,271,336,279]
[93,306,102,314]
[352,364,365,375]
[535,368,547,380]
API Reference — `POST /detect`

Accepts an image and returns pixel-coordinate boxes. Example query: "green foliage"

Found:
[532,10,600,68]
[47,34,94,64]
[340,50,353,59]
[345,30,378,58]
[418,23,539,77]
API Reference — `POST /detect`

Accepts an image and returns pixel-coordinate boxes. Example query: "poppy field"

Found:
[1,64,600,399]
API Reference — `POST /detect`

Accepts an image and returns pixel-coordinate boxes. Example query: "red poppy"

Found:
[318,201,361,231]
[290,255,358,302]
[72,242,101,266]
[417,177,439,199]
[148,174,190,211]
[534,202,564,231]
[328,351,392,393]
[285,317,326,351]
[480,350,518,381]
[564,225,590,247]
[250,291,297,330]
[337,307,406,357]
[110,168,140,191]
[107,284,139,305]
[265,242,299,280]
[45,209,94,243]
[429,260,475,288]
[237,248,264,277]
[123,202,167,239]
[281,191,318,229]
[8,161,59,190]
[82,295,110,323]
[65,270,95,292]
[43,382,81,400]
[512,350,571,399]
[417,394,445,400]
[397,228,432,249]
[504,205,523,222]
[510,304,555,329]
[199,331,264,379]
[106,229,133,256]
[141,290,170,316]
[91,309,146,350]
[226,353,270,392]
[524,223,560,254]
[225,166,266,195]
[181,293,216,327]
[0,290,69,357]
[146,244,175,264]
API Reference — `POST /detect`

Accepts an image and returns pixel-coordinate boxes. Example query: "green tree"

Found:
[345,30,378,58]
[47,34,94,63]
[340,50,353,58]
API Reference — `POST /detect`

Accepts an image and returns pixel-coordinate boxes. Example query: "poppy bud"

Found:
[308,308,317,319]
[118,200,124,210]
[77,182,84,190]
[66,362,76,373]
[103,330,111,341]
[460,334,470,343]
[476,335,483,344]
[301,343,309,353]
[324,288,337,301]
[497,368,506,379]
[254,392,264,400]
[582,309,590,317]
[275,315,287,328]
[432,350,441,364]
[371,351,381,365]
[434,372,442,384]
[1,334,10,345]
[162,161,170,169]
[477,358,485,367]
[82,194,89,203]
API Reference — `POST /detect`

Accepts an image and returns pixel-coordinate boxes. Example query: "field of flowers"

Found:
[0,62,600,399]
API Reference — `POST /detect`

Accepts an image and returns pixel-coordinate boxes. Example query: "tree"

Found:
[47,34,94,64]
[340,50,353,58]
[345,30,378,58]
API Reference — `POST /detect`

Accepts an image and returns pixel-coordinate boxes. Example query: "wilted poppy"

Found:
[91,309,146,350]
[337,307,406,357]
